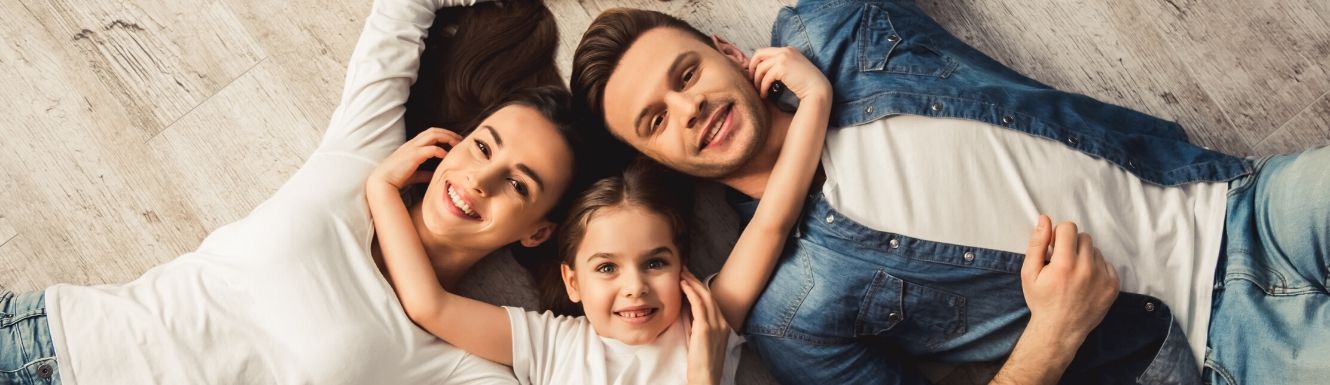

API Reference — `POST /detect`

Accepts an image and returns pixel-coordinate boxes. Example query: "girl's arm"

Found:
[365,128,514,366]
[710,47,832,330]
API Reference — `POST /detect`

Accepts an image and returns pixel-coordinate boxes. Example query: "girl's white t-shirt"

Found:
[505,307,744,385]
[42,0,515,384]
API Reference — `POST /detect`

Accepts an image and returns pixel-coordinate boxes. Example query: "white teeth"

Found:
[447,185,476,217]
[616,309,652,318]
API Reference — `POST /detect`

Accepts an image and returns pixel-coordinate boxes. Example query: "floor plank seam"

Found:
[144,56,270,145]
[1259,88,1330,147]
[0,233,15,249]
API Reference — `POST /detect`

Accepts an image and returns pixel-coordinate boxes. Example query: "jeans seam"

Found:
[1204,359,1237,385]
[0,356,56,375]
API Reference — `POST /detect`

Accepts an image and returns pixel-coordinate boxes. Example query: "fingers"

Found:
[411,127,464,149]
[1021,215,1053,286]
[1052,221,1079,268]
[1075,232,1094,270]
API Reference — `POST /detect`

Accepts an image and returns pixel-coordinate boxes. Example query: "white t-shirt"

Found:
[505,307,744,385]
[43,0,515,384]
[819,115,1227,367]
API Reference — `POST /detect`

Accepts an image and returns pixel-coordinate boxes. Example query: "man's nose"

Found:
[664,91,706,130]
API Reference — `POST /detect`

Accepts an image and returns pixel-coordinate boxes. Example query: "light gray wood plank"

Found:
[918,0,1252,155]
[1138,0,1330,153]
[19,0,266,136]
[1254,92,1330,154]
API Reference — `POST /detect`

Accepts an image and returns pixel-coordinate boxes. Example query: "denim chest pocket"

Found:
[855,270,967,348]
[857,4,956,78]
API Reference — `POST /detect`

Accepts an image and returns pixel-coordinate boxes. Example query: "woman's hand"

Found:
[746,46,832,103]
[369,128,463,190]
[682,270,731,385]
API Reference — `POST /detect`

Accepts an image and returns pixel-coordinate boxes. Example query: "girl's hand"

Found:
[682,270,730,385]
[746,46,832,102]
[369,128,463,190]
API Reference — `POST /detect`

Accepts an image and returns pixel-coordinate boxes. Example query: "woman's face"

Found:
[418,104,574,254]
[561,205,683,345]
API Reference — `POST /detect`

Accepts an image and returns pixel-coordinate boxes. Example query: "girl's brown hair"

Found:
[537,158,695,316]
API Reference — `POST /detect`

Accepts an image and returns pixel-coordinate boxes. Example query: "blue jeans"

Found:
[1,290,61,385]
[1206,146,1330,384]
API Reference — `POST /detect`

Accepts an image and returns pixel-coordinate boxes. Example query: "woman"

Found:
[0,0,584,384]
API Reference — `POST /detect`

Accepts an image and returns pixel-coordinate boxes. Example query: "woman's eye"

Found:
[476,140,491,158]
[509,179,529,197]
[596,264,616,274]
[681,67,695,83]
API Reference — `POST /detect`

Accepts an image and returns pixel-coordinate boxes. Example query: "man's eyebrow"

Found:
[482,125,503,147]
[633,51,698,137]
[516,163,545,192]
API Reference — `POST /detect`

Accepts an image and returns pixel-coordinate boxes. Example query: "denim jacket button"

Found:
[1000,115,1014,125]
[888,311,902,322]
[962,251,976,263]
[1066,136,1078,145]
[930,102,943,112]
[865,105,873,114]
[888,238,900,249]
[37,363,53,379]
[825,214,835,224]
[1144,302,1156,312]
[886,34,900,43]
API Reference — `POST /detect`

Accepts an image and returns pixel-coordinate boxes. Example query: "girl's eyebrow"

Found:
[637,246,673,259]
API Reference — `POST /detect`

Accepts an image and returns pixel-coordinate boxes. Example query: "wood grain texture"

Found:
[2,1,1328,384]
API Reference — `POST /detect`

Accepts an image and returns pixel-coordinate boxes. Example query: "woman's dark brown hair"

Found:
[405,0,563,137]
[536,158,695,316]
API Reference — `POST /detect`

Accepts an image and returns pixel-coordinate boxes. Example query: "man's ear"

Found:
[560,263,581,303]
[520,221,556,248]
[711,34,750,68]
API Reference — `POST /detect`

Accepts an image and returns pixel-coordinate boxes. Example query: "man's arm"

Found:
[992,216,1121,384]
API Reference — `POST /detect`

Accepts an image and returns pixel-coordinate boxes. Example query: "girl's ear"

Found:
[711,34,750,68]
[560,263,581,303]
[520,221,556,248]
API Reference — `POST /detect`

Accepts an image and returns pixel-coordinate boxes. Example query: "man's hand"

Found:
[992,215,1120,385]
[1021,215,1120,341]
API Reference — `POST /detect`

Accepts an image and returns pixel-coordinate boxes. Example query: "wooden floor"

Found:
[2,0,1328,383]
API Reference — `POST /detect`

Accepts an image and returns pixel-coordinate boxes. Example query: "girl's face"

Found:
[561,205,683,345]
[418,104,574,254]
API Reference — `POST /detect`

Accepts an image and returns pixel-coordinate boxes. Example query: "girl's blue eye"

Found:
[646,259,667,270]
[596,263,616,274]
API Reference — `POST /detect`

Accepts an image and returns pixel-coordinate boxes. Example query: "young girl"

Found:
[366,48,833,384]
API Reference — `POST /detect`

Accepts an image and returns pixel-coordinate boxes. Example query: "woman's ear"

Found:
[520,221,556,248]
[711,34,750,68]
[560,263,581,303]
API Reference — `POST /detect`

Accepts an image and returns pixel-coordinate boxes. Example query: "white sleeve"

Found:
[504,306,593,385]
[317,0,487,161]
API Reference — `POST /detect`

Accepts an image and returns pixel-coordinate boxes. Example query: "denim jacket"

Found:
[741,0,1245,383]
[773,0,1250,186]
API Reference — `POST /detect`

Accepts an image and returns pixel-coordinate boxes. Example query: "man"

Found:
[570,1,1330,384]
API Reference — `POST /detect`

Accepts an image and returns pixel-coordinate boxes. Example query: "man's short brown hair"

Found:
[570,8,711,130]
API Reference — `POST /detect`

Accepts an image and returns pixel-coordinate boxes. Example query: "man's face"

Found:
[602,27,769,179]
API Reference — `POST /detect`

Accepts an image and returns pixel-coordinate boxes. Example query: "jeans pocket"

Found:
[855,270,967,350]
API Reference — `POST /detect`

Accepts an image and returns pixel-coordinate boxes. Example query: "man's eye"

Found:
[476,140,491,158]
[650,113,665,131]
[509,179,529,197]
[596,263,616,274]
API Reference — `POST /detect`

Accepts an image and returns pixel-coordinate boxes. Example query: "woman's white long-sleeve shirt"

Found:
[43,1,515,383]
